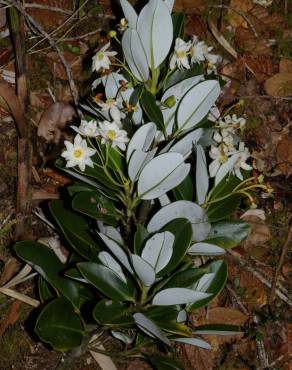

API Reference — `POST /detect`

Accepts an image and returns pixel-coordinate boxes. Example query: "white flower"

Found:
[219,114,246,131]
[170,38,191,70]
[61,134,96,171]
[213,129,235,149]
[208,106,220,122]
[253,0,272,7]
[231,142,252,180]
[98,121,129,151]
[191,36,211,64]
[118,18,128,32]
[206,53,220,75]
[71,120,100,137]
[97,98,122,125]
[209,144,230,177]
[92,42,117,72]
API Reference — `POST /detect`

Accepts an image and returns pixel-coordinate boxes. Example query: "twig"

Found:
[24,4,72,15]
[228,251,292,307]
[253,314,269,369]
[238,95,292,101]
[208,17,238,59]
[61,28,102,41]
[226,284,249,315]
[5,0,79,108]
[269,223,292,303]
[208,4,258,37]
[8,2,32,239]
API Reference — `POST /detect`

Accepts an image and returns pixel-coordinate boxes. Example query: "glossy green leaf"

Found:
[205,221,250,249]
[173,175,193,201]
[138,153,190,200]
[133,313,171,346]
[189,260,227,310]
[137,0,173,69]
[148,355,184,370]
[147,201,210,242]
[127,122,156,162]
[120,0,137,28]
[194,324,242,335]
[93,299,134,326]
[146,306,179,323]
[38,276,55,303]
[78,262,136,302]
[163,267,206,289]
[49,200,100,261]
[207,194,241,222]
[141,90,165,133]
[72,191,119,226]
[134,224,150,254]
[158,322,192,337]
[172,13,185,40]
[142,232,174,273]
[153,288,211,305]
[196,145,209,205]
[35,297,84,351]
[67,182,95,196]
[158,219,192,277]
[15,241,93,310]
[173,337,211,349]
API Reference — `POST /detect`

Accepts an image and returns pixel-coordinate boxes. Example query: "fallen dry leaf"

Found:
[45,51,85,81]
[26,0,73,32]
[276,138,292,177]
[241,214,271,247]
[264,73,292,97]
[37,102,77,143]
[173,0,207,14]
[228,0,254,28]
[243,54,274,83]
[228,260,267,306]
[280,58,292,73]
[235,27,271,55]
[0,300,22,337]
[43,167,72,184]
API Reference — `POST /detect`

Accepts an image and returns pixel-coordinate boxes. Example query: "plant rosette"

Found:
[14,0,272,365]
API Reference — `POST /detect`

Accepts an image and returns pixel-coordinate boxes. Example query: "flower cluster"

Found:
[63,116,129,171]
[209,114,252,180]
[170,36,220,74]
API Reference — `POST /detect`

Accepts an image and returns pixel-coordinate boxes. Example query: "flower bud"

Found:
[108,30,117,38]
[163,95,176,108]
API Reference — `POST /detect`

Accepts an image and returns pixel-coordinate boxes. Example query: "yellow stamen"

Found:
[107,130,117,141]
[97,52,104,60]
[74,149,83,158]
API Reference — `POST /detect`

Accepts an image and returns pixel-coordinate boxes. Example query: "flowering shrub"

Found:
[14,0,271,364]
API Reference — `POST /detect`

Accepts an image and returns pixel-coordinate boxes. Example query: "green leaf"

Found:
[68,182,95,196]
[205,221,250,249]
[78,262,136,302]
[163,267,206,289]
[157,322,192,337]
[194,324,242,335]
[172,13,185,40]
[147,355,184,370]
[35,297,84,351]
[134,224,150,254]
[189,260,227,310]
[137,0,173,69]
[138,153,190,200]
[173,175,193,201]
[49,200,101,260]
[164,64,204,90]
[72,191,119,226]
[146,306,179,323]
[158,219,192,277]
[15,241,93,310]
[207,194,241,223]
[141,90,165,133]
[38,276,55,303]
[93,299,134,326]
